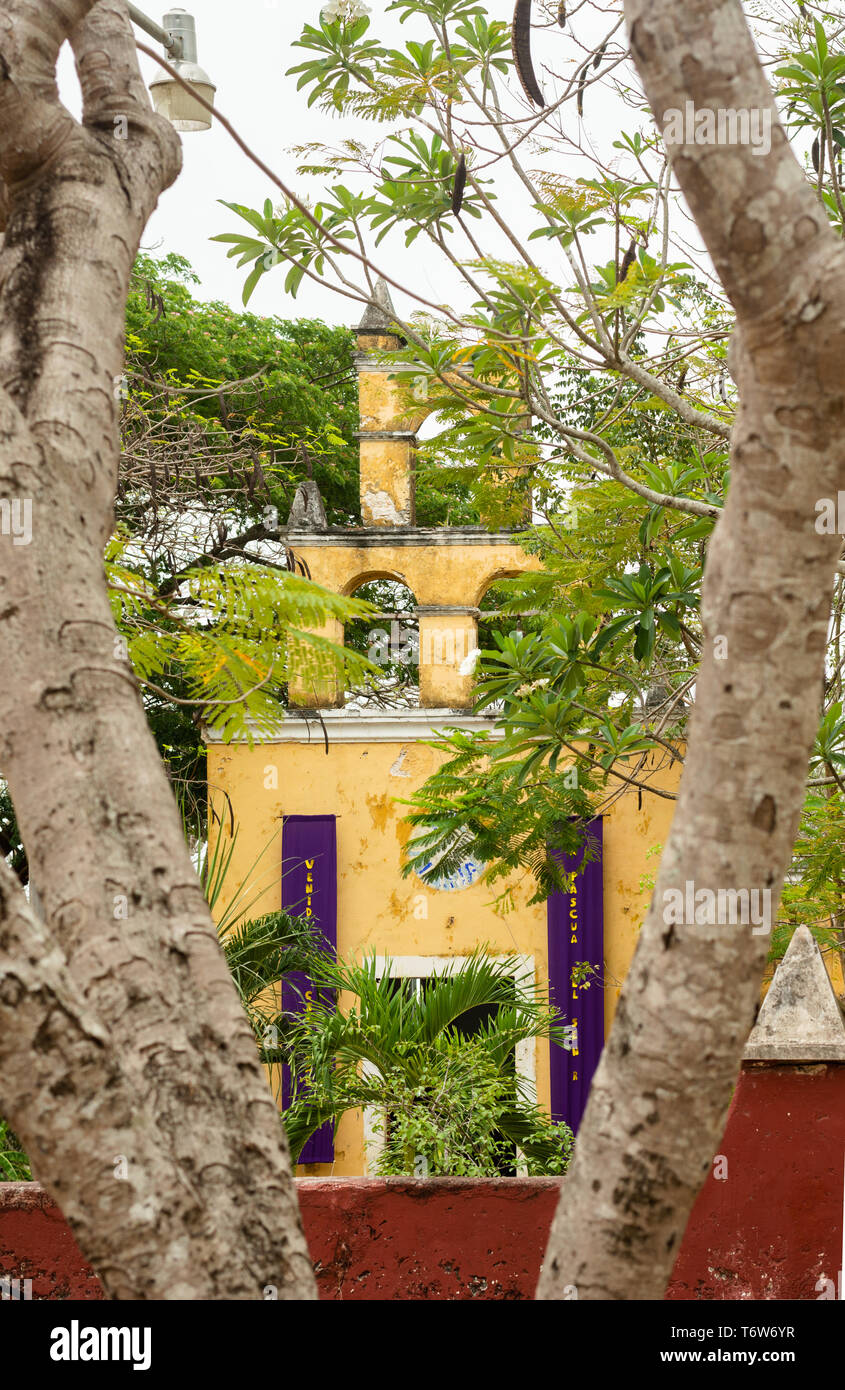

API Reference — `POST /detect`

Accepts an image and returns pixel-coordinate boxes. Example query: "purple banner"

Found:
[281,815,337,1165]
[547,818,604,1134]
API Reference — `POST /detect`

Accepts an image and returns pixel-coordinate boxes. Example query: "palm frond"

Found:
[222,910,324,1007]
[415,949,535,1042]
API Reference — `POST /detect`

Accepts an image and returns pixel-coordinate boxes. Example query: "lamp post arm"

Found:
[126,4,183,59]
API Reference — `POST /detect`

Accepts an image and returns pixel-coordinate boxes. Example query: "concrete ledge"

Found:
[284,527,526,548]
[415,604,482,617]
[203,709,500,744]
[354,430,417,440]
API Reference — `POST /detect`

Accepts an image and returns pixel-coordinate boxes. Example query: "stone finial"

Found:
[287,479,327,531]
[744,924,845,1062]
[357,278,400,337]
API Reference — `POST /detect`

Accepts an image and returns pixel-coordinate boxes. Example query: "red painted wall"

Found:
[667,1064,845,1300]
[0,1183,103,1301]
[302,1176,560,1299]
[2,1064,843,1300]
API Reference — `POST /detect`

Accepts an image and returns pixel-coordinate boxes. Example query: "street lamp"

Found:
[127,6,216,132]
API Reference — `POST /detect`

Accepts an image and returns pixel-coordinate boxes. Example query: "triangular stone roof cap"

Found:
[744,924,845,1061]
[286,478,327,531]
[357,278,400,335]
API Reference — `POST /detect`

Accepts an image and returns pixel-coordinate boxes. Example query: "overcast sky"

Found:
[53,1,502,325]
[54,2,804,333]
[130,0,430,323]
[56,1,631,329]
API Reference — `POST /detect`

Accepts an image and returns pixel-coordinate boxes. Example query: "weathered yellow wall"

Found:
[359,438,414,527]
[417,613,477,706]
[208,736,681,1175]
[356,330,419,525]
[357,356,429,434]
[283,537,540,708]
[289,538,539,608]
[287,617,344,708]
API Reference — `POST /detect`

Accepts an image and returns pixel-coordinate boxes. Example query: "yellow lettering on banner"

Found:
[305,860,314,869]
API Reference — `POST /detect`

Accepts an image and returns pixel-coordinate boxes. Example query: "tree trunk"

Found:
[0,0,314,1300]
[539,0,845,1300]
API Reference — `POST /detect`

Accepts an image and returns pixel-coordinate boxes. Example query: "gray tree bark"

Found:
[0,0,315,1300]
[539,0,845,1300]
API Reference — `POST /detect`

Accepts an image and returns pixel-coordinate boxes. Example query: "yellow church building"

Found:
[206,282,683,1174]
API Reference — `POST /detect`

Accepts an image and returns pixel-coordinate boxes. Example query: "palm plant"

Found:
[221,911,324,1058]
[281,949,575,1177]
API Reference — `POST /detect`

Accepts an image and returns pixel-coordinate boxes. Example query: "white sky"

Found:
[134,0,421,322]
[53,2,810,334]
[58,1,632,327]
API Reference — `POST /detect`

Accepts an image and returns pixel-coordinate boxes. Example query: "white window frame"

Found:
[362,953,537,1175]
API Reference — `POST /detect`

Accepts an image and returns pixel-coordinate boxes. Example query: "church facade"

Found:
[206,283,682,1175]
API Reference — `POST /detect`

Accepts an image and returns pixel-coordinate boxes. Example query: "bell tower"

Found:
[355,279,415,527]
[285,279,538,709]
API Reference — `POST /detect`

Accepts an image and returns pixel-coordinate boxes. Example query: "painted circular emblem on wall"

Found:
[410,826,486,893]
